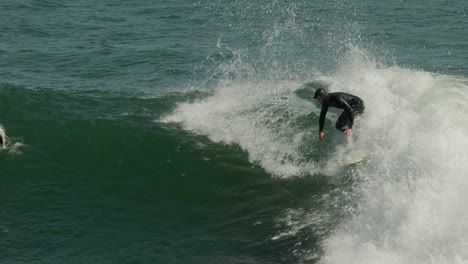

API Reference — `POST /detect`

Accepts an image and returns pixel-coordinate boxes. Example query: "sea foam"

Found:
[164,46,468,263]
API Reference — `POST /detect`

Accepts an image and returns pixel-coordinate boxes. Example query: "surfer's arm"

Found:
[319,105,328,133]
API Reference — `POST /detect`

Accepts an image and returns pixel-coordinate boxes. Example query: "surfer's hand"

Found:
[319,132,325,141]
[344,129,352,137]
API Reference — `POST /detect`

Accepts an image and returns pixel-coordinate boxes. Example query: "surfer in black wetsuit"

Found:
[313,88,364,141]
[0,125,4,148]
[0,126,4,148]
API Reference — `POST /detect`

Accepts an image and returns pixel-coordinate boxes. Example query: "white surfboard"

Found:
[346,155,367,166]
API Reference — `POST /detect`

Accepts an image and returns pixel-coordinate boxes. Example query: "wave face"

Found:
[2,0,468,263]
[162,0,468,262]
[166,47,468,262]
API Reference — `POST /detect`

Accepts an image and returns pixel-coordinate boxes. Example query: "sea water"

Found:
[1,0,467,263]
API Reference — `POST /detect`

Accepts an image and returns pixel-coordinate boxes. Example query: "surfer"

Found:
[0,126,4,149]
[313,88,364,141]
[0,125,4,148]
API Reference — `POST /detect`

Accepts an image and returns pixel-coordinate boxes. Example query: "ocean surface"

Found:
[1,1,468,263]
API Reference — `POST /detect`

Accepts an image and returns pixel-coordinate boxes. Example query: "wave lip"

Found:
[162,79,321,178]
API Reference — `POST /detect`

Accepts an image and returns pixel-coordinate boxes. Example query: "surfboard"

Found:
[346,155,367,166]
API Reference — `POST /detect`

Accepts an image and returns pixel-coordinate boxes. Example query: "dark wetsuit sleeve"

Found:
[319,104,329,132]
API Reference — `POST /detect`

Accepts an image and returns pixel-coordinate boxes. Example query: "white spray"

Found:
[318,48,468,264]
[163,45,468,263]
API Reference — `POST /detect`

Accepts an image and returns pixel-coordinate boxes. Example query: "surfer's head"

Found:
[314,88,327,104]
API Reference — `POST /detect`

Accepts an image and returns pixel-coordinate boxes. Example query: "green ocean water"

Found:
[1,1,468,263]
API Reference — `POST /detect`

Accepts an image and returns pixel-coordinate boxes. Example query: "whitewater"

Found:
[163,45,468,263]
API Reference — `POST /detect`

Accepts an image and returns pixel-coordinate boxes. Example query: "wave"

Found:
[318,54,468,263]
[0,84,211,161]
[163,46,468,263]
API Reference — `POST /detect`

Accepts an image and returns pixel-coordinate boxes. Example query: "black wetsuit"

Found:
[319,92,365,133]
